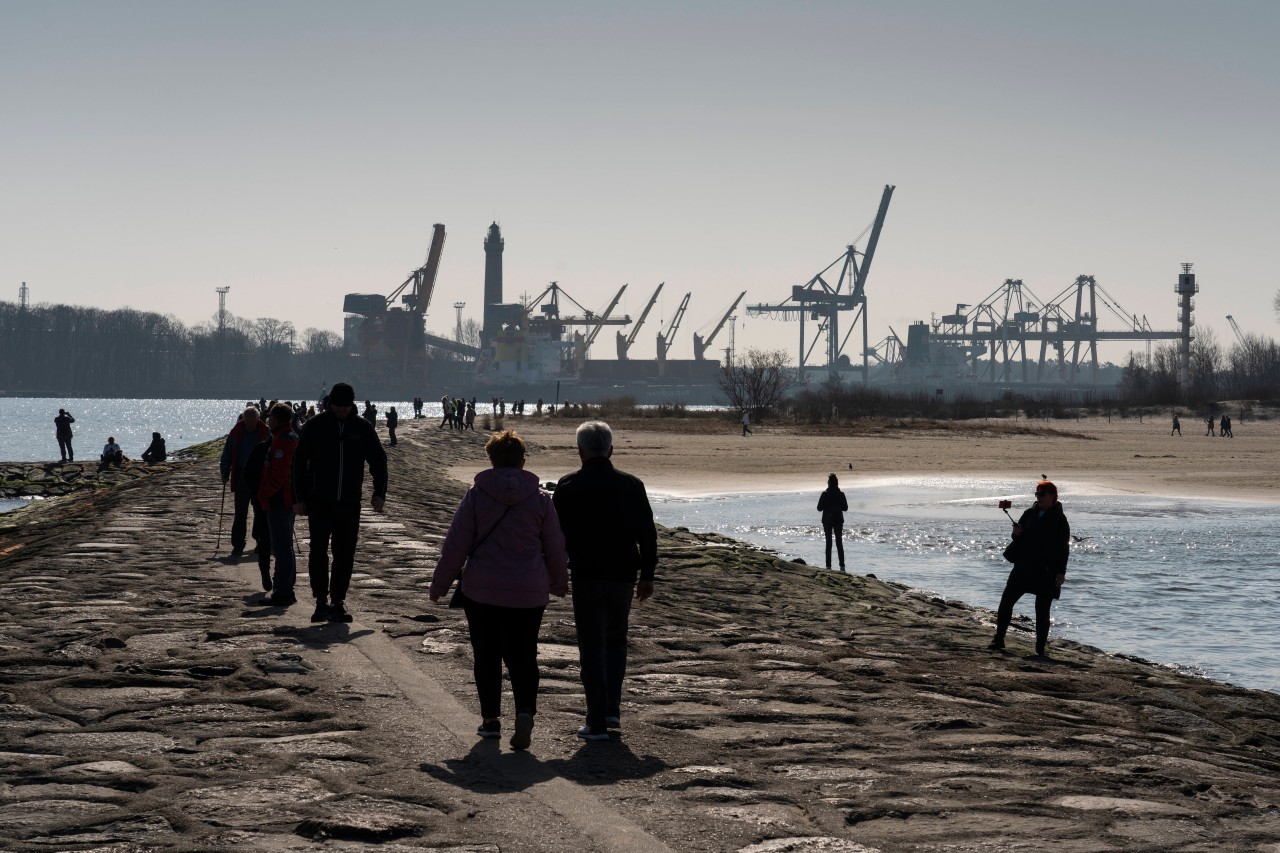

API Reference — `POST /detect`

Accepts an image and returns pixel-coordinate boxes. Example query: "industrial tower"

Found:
[482,222,504,346]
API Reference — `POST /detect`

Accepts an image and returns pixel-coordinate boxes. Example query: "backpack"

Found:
[242,438,271,496]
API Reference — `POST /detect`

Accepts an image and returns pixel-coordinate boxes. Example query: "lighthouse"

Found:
[482,222,504,346]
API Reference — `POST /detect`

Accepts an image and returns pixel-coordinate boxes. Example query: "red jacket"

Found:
[257,423,297,511]
[220,419,270,487]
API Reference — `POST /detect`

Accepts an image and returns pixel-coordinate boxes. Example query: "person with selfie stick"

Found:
[990,480,1070,658]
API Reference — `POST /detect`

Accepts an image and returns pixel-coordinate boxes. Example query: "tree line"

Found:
[0,300,346,398]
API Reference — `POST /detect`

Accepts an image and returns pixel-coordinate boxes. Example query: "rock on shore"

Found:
[1,420,1279,852]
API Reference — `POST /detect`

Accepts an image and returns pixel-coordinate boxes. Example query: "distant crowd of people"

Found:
[1170,413,1236,437]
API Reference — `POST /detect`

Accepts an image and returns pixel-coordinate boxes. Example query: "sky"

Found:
[3,1,1278,365]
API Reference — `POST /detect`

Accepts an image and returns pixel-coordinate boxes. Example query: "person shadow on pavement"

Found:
[422,736,668,794]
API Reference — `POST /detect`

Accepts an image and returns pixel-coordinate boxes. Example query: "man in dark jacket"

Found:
[54,409,75,462]
[817,473,848,570]
[219,406,270,559]
[553,420,658,741]
[291,382,388,624]
[990,479,1070,657]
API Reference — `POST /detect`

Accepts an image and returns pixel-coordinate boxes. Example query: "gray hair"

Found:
[575,420,613,457]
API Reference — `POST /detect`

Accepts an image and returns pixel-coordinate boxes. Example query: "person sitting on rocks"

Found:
[141,432,167,464]
[98,437,125,471]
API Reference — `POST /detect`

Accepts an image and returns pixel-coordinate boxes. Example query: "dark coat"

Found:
[553,457,658,584]
[817,487,848,527]
[1006,502,1070,597]
[292,410,388,505]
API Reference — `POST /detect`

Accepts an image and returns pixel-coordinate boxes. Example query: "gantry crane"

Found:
[693,291,747,360]
[617,282,664,359]
[656,292,691,363]
[747,185,894,381]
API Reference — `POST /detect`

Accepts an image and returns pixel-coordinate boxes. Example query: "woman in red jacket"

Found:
[257,403,298,607]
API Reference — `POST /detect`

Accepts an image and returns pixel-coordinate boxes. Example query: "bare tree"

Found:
[716,348,796,417]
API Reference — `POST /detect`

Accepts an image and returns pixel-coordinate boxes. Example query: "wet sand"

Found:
[2,418,1279,851]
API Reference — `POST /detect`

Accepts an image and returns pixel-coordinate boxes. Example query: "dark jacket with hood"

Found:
[553,457,658,584]
[219,419,270,488]
[1007,501,1070,597]
[291,409,388,506]
[430,467,569,608]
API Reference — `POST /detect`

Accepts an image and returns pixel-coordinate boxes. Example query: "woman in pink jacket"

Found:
[430,430,569,751]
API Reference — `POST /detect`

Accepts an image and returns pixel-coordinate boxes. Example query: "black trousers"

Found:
[463,601,546,719]
[307,501,361,603]
[57,436,73,461]
[994,586,1054,651]
[572,577,635,729]
[823,522,845,568]
[230,475,262,553]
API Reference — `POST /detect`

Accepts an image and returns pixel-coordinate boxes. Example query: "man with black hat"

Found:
[291,381,389,623]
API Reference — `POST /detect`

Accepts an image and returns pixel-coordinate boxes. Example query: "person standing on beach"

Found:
[258,403,299,607]
[1171,414,1181,436]
[291,382,388,624]
[429,430,568,751]
[219,406,270,559]
[817,474,848,570]
[554,420,658,741]
[54,408,75,462]
[1205,415,1215,436]
[386,406,398,447]
[990,480,1070,658]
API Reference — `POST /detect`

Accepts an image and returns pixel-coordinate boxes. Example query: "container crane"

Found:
[617,282,664,359]
[693,291,747,360]
[656,292,691,363]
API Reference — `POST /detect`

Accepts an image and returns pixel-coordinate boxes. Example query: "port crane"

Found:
[693,291,747,360]
[747,185,894,381]
[342,223,447,389]
[583,284,628,354]
[617,282,664,359]
[655,292,691,363]
[1227,315,1247,347]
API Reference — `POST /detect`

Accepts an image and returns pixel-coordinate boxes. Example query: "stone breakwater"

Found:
[1,459,174,500]
[1,421,1279,852]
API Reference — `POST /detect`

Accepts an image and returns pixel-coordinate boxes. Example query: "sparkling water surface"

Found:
[651,477,1280,694]
[5,399,1276,693]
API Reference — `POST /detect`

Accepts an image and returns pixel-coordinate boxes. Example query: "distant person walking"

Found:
[291,382,388,624]
[741,411,752,436]
[554,420,658,741]
[990,480,1070,658]
[54,408,75,462]
[386,406,399,447]
[1171,415,1181,436]
[258,403,299,607]
[141,432,167,464]
[429,430,568,751]
[817,474,848,570]
[1221,415,1233,438]
[362,400,378,429]
[440,395,454,429]
[219,406,270,560]
[1205,415,1216,436]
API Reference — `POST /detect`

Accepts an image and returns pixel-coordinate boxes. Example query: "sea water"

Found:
[5,399,1276,693]
[650,477,1280,694]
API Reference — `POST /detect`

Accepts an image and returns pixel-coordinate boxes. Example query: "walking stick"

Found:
[214,481,227,556]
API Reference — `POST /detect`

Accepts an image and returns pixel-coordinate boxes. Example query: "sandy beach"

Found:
[448,413,1280,502]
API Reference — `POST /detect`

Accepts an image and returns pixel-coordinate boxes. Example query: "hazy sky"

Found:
[3,1,1277,363]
